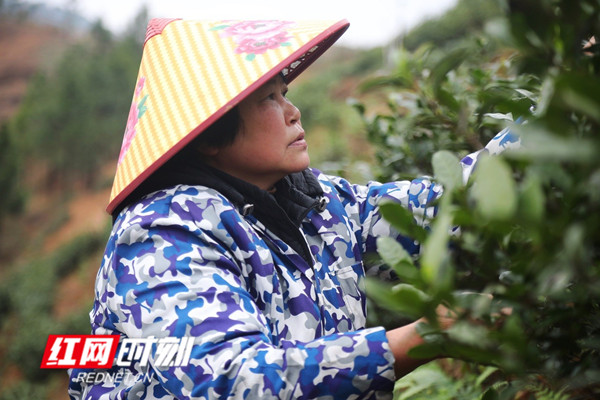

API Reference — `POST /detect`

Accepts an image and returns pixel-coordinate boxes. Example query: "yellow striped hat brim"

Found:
[107,18,349,214]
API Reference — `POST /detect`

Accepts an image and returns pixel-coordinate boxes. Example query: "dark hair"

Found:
[112,106,241,220]
[188,105,241,150]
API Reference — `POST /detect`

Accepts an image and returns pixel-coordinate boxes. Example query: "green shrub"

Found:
[0,381,49,400]
[358,0,600,398]
[402,0,504,51]
[0,228,107,382]
[0,123,25,227]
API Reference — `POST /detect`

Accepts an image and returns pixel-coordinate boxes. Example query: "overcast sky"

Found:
[33,0,458,48]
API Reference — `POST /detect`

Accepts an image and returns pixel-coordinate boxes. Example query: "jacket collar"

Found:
[180,160,325,227]
[116,154,325,265]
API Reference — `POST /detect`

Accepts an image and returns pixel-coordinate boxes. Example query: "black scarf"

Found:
[113,152,325,265]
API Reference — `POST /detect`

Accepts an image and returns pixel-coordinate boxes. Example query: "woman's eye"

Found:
[264,89,287,100]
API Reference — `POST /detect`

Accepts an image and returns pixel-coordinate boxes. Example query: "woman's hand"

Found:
[385,304,456,379]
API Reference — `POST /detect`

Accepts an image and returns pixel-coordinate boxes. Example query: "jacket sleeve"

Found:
[460,124,521,183]
[98,196,396,399]
[319,123,522,261]
[320,173,442,259]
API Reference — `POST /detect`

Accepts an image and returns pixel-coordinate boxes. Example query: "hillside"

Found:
[0,14,114,398]
[0,18,69,122]
[0,15,108,265]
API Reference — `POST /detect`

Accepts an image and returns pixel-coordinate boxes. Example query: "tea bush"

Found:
[357,0,600,398]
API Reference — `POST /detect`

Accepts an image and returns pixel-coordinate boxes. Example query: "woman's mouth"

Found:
[289,132,307,147]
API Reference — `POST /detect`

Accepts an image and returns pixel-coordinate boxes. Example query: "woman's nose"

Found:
[286,99,301,125]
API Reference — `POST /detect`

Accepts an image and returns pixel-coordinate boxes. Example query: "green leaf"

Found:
[436,87,461,112]
[453,291,493,319]
[431,47,470,93]
[499,314,527,348]
[482,387,500,400]
[390,283,430,315]
[365,279,429,318]
[470,155,517,221]
[553,72,600,123]
[484,112,514,121]
[512,123,596,162]
[475,366,500,387]
[518,174,544,223]
[578,336,600,351]
[447,321,492,348]
[514,88,536,102]
[441,341,501,364]
[358,75,409,92]
[395,363,452,398]
[376,237,420,284]
[432,150,463,193]
[420,210,453,288]
[379,202,428,243]
[407,341,445,359]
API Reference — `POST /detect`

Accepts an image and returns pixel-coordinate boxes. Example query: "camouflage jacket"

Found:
[68,126,519,400]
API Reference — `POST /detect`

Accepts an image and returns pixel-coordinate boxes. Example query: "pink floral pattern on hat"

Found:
[118,76,148,165]
[210,20,295,61]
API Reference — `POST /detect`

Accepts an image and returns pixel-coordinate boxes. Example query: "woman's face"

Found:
[205,75,309,190]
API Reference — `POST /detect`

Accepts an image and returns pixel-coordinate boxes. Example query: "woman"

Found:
[69,18,517,399]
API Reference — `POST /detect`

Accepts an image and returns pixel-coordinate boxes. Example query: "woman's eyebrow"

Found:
[255,77,283,95]
[265,77,281,88]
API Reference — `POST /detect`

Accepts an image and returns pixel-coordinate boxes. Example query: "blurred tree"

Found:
[123,5,149,42]
[13,20,142,188]
[402,0,504,51]
[0,123,24,228]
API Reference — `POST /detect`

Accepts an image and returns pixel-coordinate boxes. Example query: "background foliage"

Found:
[11,22,141,188]
[357,0,600,398]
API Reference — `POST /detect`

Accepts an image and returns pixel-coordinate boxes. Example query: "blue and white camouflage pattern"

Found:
[68,169,442,399]
[68,126,519,399]
[460,123,521,183]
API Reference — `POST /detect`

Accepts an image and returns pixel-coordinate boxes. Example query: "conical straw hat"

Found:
[107,18,350,214]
